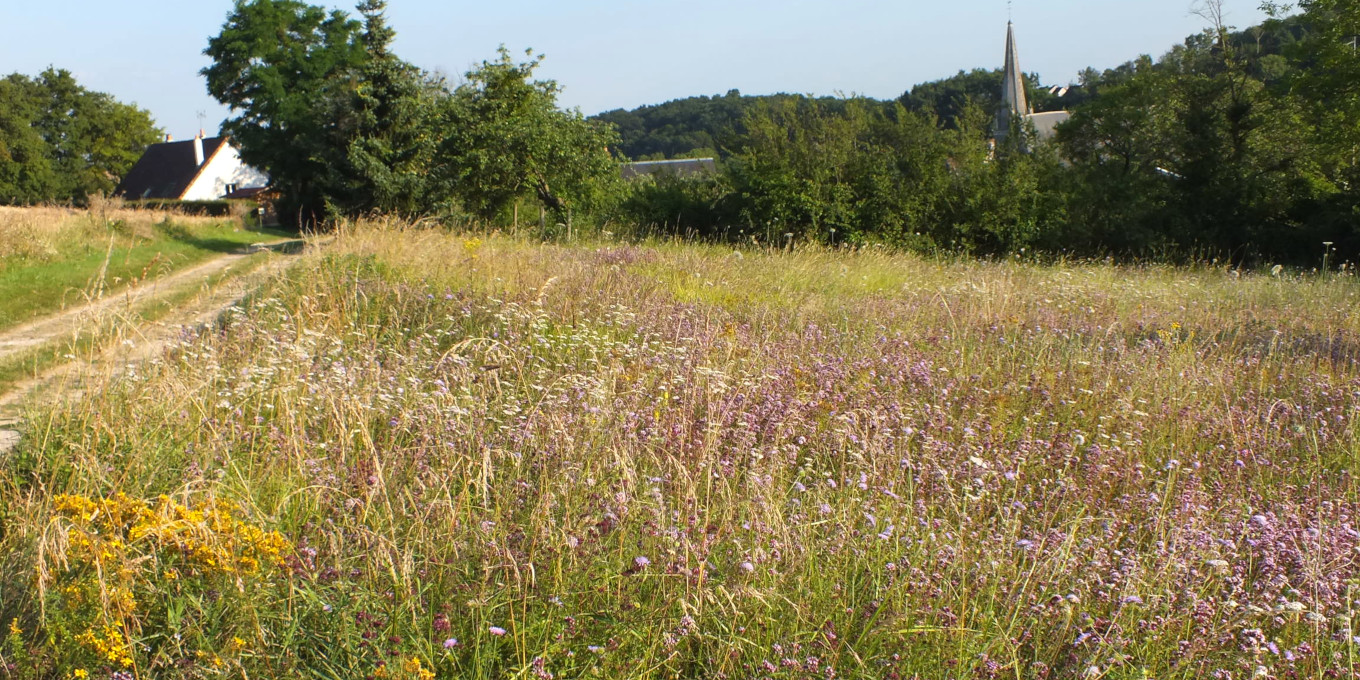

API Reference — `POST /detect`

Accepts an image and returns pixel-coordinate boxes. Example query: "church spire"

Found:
[996,21,1030,141]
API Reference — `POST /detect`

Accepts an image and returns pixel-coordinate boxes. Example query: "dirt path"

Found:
[0,241,301,363]
[0,239,316,451]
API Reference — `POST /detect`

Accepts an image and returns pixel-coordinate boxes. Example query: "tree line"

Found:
[602,1,1359,265]
[0,69,161,205]
[2,0,1356,265]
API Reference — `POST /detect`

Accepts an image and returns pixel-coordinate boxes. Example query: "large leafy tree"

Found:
[438,48,620,223]
[205,2,611,226]
[1054,4,1327,262]
[0,69,159,205]
[203,0,366,224]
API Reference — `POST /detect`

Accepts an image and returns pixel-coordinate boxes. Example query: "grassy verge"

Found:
[0,205,292,331]
[0,223,1358,678]
[0,251,277,396]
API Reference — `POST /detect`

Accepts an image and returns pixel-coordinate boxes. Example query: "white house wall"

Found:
[181,144,269,201]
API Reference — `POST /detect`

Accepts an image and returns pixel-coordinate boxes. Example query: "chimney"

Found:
[164,134,173,143]
[193,131,205,167]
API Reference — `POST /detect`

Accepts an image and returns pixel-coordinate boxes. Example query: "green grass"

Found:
[0,212,291,330]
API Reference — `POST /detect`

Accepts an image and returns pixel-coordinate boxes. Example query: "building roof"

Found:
[1026,111,1071,141]
[995,21,1031,141]
[621,158,717,180]
[115,137,228,200]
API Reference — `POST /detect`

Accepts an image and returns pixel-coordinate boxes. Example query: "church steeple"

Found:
[996,21,1031,141]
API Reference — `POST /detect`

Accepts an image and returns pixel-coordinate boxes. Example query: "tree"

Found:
[438,47,620,223]
[1054,6,1326,261]
[203,0,366,224]
[324,0,441,217]
[0,75,56,204]
[724,97,869,239]
[0,69,159,205]
[1290,0,1360,252]
[900,68,1060,130]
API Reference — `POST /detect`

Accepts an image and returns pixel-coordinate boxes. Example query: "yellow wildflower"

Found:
[404,656,435,680]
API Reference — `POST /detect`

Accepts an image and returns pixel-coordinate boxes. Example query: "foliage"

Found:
[203,0,367,224]
[321,0,443,218]
[205,2,617,228]
[604,7,1360,266]
[437,47,621,223]
[662,96,1061,254]
[899,67,1068,129]
[593,91,870,162]
[1053,6,1336,263]
[0,69,161,205]
[1288,0,1360,253]
[614,171,736,235]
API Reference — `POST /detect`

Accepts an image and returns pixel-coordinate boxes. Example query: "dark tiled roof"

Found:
[621,158,717,180]
[115,137,228,199]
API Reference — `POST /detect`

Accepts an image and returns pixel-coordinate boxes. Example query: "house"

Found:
[115,133,268,201]
[994,21,1070,145]
[621,158,718,180]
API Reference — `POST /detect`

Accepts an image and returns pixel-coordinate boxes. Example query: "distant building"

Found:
[621,158,717,180]
[994,22,1070,145]
[116,133,268,201]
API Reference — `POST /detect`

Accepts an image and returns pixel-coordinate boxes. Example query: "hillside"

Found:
[595,90,868,161]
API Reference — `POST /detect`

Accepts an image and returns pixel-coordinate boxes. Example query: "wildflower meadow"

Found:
[1,222,1358,679]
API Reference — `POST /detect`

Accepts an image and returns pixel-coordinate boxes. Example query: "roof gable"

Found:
[115,137,229,200]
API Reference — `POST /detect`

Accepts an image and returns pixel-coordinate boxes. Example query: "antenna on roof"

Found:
[196,110,207,135]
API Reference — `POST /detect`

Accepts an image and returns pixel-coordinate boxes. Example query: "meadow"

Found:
[1,221,1358,679]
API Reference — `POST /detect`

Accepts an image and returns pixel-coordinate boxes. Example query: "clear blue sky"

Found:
[2,1,1272,138]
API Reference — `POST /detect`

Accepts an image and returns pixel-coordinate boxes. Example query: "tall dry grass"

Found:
[0,203,226,265]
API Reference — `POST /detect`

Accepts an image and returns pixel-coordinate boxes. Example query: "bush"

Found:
[615,172,736,238]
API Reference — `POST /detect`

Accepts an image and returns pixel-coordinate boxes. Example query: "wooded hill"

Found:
[592,13,1314,162]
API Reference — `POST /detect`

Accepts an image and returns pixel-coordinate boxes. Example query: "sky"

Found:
[1,1,1273,138]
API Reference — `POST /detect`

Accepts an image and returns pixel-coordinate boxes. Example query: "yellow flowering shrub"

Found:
[38,492,293,673]
[53,493,289,578]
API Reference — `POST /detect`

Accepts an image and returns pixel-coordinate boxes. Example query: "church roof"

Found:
[1026,111,1071,140]
[995,21,1070,145]
[1001,22,1030,119]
